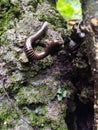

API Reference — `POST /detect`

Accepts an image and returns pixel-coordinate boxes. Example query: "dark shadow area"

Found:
[54,21,94,130]
[66,97,94,130]
[55,49,94,130]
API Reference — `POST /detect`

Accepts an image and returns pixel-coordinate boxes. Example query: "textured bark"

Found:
[81,0,98,129]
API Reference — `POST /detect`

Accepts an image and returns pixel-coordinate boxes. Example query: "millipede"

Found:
[24,22,60,61]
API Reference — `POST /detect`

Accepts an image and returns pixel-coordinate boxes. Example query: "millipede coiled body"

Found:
[24,22,60,61]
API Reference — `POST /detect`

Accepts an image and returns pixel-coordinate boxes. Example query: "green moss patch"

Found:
[0,0,21,37]
[0,103,19,129]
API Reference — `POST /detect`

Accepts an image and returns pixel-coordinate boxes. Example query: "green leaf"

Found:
[56,0,82,20]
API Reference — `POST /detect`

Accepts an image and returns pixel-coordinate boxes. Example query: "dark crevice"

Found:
[55,21,94,130]
[65,97,94,130]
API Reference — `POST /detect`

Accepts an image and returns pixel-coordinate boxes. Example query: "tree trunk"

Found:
[81,0,98,129]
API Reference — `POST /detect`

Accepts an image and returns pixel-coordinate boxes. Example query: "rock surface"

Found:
[0,0,68,130]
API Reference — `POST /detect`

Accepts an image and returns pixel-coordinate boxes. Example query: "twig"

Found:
[2,80,33,129]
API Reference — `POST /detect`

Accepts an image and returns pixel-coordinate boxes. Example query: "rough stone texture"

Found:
[0,0,94,130]
[0,0,68,130]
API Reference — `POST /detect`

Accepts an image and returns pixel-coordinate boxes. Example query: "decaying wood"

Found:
[81,0,98,130]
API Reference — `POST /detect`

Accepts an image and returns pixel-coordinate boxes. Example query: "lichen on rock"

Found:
[0,0,68,130]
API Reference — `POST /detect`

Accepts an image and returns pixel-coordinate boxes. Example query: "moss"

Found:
[21,106,68,130]
[16,84,57,105]
[30,114,48,127]
[6,82,23,94]
[0,0,21,38]
[39,56,53,69]
[39,12,66,28]
[36,2,66,28]
[0,103,19,129]
[28,0,39,12]
[0,0,10,7]
[30,115,68,129]
[0,101,68,129]
[20,55,53,78]
[0,1,68,129]
[20,106,49,127]
[16,77,59,105]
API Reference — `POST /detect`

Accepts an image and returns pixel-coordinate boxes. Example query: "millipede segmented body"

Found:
[24,22,60,61]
